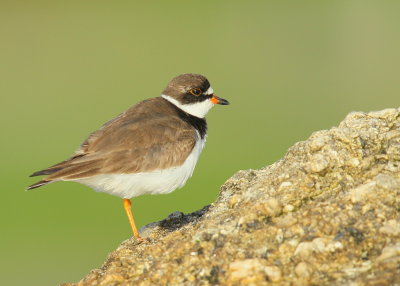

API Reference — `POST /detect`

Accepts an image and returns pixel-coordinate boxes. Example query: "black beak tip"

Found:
[219,98,230,105]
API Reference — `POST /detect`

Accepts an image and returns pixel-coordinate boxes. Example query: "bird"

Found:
[27,73,229,241]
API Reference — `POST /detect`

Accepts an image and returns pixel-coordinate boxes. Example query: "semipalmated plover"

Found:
[27,73,229,240]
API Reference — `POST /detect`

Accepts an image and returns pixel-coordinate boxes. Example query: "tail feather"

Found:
[26,180,52,190]
[29,154,86,177]
[27,154,91,190]
[29,168,62,177]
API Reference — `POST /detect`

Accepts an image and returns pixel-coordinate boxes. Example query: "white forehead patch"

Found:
[161,94,214,118]
[204,87,214,95]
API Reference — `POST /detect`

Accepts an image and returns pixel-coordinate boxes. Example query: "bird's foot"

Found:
[134,235,146,244]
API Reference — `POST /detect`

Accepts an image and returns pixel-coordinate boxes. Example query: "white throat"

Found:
[161,94,214,118]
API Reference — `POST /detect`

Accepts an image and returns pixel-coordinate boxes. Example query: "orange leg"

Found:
[123,199,143,241]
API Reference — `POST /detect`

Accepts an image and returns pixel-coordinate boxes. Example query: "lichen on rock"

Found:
[63,108,400,286]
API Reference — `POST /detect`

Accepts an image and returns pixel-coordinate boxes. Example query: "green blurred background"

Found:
[1,1,399,285]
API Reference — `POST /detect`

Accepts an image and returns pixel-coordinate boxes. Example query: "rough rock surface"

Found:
[63,108,400,286]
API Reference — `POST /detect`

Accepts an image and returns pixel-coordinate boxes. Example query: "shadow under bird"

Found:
[27,73,229,241]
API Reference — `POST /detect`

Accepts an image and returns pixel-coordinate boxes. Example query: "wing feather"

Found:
[31,98,198,182]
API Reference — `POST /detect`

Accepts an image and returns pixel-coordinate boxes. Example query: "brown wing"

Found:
[30,98,198,183]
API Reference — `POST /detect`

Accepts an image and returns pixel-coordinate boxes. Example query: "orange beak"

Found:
[211,95,230,105]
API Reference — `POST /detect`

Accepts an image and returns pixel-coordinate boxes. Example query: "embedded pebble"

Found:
[377,244,400,262]
[283,204,295,213]
[295,262,313,279]
[379,220,400,236]
[350,181,376,203]
[264,266,282,282]
[228,259,267,283]
[294,237,327,258]
[308,153,330,173]
[254,198,282,217]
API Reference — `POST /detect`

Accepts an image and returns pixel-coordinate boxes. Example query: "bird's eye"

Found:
[189,88,202,96]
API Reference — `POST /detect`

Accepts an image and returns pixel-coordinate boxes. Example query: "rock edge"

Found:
[64,108,400,286]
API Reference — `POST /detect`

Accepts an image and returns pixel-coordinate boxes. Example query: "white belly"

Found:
[72,138,205,199]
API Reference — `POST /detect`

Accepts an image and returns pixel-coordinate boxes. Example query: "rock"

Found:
[349,181,377,203]
[253,198,282,217]
[62,108,400,286]
[307,153,330,173]
[264,266,282,282]
[283,204,295,213]
[227,259,282,283]
[295,262,313,279]
[377,244,400,262]
[294,237,327,259]
[379,220,400,236]
[228,259,267,283]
